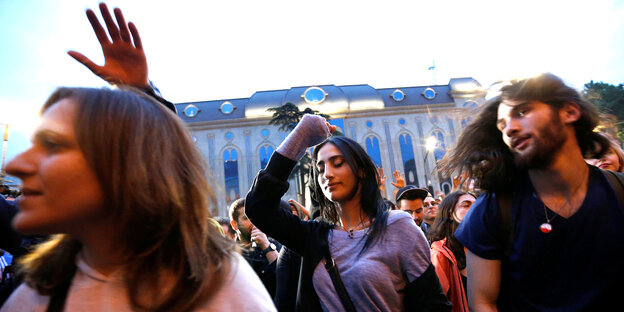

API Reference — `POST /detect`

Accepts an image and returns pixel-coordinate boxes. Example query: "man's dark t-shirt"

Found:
[455,166,624,311]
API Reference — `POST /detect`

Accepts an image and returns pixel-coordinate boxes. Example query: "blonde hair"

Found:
[606,138,624,172]
[20,87,235,311]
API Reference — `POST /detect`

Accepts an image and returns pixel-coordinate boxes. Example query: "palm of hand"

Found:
[68,3,149,88]
[391,171,405,188]
[98,43,148,86]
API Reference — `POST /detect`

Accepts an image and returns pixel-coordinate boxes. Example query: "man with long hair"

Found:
[439,73,624,311]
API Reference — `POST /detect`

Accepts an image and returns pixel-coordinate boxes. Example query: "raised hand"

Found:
[391,170,405,189]
[377,167,387,194]
[68,3,149,88]
[251,226,270,250]
[288,199,310,220]
[277,114,333,161]
[452,173,470,192]
[377,167,386,185]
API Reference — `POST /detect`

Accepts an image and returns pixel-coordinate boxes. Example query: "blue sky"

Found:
[1,0,624,173]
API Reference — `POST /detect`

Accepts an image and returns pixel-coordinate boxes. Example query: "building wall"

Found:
[178,80,485,217]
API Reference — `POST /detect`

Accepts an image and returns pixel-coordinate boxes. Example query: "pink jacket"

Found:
[431,239,469,312]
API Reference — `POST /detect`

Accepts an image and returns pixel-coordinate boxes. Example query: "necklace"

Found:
[538,170,586,234]
[540,204,556,233]
[341,220,369,239]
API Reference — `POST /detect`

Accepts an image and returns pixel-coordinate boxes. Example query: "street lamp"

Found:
[423,136,436,193]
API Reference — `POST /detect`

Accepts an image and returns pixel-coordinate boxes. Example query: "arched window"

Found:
[223,148,240,202]
[461,117,473,130]
[399,134,418,186]
[431,130,447,161]
[365,136,382,168]
[259,145,274,170]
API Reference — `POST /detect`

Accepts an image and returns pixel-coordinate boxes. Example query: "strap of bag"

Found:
[324,250,356,312]
[46,265,76,312]
[601,169,624,214]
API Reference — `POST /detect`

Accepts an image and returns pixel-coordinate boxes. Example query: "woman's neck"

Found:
[77,224,125,276]
[337,191,369,230]
[81,241,124,276]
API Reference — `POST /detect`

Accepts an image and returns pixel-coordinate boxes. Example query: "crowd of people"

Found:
[1,2,623,312]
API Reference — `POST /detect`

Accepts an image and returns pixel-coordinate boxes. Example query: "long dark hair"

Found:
[310,136,388,251]
[427,191,475,270]
[439,73,609,192]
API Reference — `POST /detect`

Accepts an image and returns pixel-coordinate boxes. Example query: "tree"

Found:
[267,103,331,205]
[584,81,624,141]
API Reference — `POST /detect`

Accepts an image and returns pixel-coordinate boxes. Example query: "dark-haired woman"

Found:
[427,191,476,312]
[246,114,451,311]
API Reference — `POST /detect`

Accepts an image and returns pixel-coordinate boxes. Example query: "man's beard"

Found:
[238,227,252,243]
[513,113,567,169]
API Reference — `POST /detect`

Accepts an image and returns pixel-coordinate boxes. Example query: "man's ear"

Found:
[561,102,581,124]
[230,219,239,231]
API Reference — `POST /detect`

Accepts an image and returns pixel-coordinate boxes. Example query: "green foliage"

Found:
[584,81,624,141]
[267,103,332,203]
[267,103,330,132]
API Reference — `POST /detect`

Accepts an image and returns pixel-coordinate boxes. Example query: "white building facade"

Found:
[175,78,486,217]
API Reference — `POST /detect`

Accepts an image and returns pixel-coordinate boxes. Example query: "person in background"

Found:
[421,193,439,237]
[395,185,428,227]
[214,216,237,240]
[594,133,624,172]
[427,191,476,312]
[288,199,310,220]
[275,199,308,311]
[435,190,446,201]
[229,198,282,298]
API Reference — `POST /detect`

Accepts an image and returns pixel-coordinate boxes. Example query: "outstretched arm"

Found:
[68,3,149,88]
[69,3,176,112]
[246,115,335,254]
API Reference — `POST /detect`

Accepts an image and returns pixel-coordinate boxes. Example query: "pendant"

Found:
[540,222,552,233]
[348,230,354,239]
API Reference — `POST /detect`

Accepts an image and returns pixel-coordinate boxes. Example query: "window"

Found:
[391,89,405,102]
[399,118,406,125]
[422,88,437,100]
[399,134,418,186]
[431,130,447,161]
[302,87,328,104]
[183,104,199,117]
[461,117,471,129]
[261,129,270,138]
[366,120,373,128]
[225,132,233,140]
[259,145,274,170]
[365,136,383,168]
[219,101,235,114]
[223,148,240,203]
[463,100,478,108]
[328,118,345,135]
